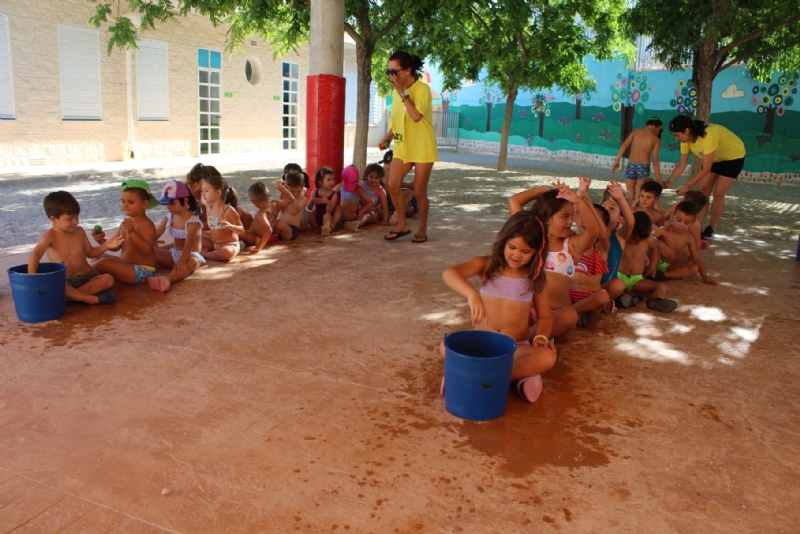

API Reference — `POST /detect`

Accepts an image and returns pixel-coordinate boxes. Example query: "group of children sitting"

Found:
[27,153,412,304]
[442,176,717,404]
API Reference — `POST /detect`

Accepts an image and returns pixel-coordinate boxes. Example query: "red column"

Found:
[306,74,346,196]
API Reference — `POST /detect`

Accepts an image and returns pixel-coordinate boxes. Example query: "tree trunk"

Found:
[442,99,449,114]
[575,96,581,120]
[691,39,716,178]
[485,103,492,132]
[353,40,375,172]
[538,111,545,138]
[497,82,518,171]
[763,106,775,134]
[620,105,634,157]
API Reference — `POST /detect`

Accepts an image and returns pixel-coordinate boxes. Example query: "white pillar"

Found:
[309,0,344,76]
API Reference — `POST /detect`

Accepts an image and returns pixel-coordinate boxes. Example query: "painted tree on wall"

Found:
[571,90,592,119]
[610,72,651,144]
[441,89,458,114]
[751,75,797,134]
[479,85,504,133]
[670,79,698,116]
[531,93,553,138]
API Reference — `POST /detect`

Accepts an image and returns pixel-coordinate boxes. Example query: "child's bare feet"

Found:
[321,224,331,237]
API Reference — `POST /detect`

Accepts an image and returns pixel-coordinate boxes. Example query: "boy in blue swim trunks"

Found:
[612,117,663,205]
[93,179,159,285]
[617,212,678,313]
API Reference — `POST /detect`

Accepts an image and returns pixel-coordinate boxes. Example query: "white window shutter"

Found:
[344,71,357,124]
[368,81,382,125]
[136,39,169,120]
[0,14,15,119]
[58,25,101,120]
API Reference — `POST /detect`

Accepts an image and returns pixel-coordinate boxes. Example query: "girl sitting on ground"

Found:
[345,164,390,230]
[509,179,601,342]
[200,173,244,261]
[149,180,206,292]
[336,165,376,229]
[441,211,557,403]
[240,182,278,254]
[306,166,341,237]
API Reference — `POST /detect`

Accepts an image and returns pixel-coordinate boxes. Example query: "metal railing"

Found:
[432,111,460,147]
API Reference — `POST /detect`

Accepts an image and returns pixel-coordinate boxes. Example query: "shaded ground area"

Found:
[1,163,799,531]
[2,150,799,249]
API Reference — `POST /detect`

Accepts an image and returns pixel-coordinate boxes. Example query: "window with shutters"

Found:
[58,25,101,120]
[136,39,169,120]
[345,73,382,125]
[0,14,15,119]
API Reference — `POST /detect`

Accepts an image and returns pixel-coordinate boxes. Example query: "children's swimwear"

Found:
[601,230,623,284]
[212,240,240,255]
[340,187,360,202]
[207,205,231,229]
[277,224,300,241]
[625,162,651,180]
[169,247,206,266]
[364,186,383,204]
[617,272,644,292]
[314,189,337,227]
[575,249,610,277]
[133,264,156,285]
[545,238,575,278]
[569,289,596,304]
[479,274,534,303]
[657,260,670,272]
[166,212,203,240]
[66,270,100,289]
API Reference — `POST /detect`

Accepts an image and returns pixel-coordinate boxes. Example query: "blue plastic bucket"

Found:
[7,263,67,323]
[410,196,419,214]
[444,330,517,421]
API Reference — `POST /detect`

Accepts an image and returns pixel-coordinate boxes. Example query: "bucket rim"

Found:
[444,330,518,361]
[7,262,67,275]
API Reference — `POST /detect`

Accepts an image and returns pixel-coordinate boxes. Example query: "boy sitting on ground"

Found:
[664,190,709,253]
[28,191,121,305]
[93,179,159,285]
[634,180,665,227]
[617,212,678,313]
[652,200,717,285]
[240,182,278,254]
[273,171,306,241]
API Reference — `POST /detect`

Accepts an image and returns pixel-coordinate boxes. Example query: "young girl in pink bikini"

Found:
[305,166,341,237]
[441,211,557,403]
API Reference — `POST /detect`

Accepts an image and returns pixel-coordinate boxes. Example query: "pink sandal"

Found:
[516,375,543,403]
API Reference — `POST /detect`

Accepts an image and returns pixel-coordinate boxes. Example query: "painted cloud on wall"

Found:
[722,84,746,99]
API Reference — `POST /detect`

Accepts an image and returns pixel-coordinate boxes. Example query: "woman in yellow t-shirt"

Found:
[379,52,439,243]
[664,115,746,240]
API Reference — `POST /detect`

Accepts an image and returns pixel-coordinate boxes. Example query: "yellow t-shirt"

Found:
[680,124,745,162]
[390,79,439,163]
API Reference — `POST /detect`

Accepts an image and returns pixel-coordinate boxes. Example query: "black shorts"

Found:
[710,158,745,180]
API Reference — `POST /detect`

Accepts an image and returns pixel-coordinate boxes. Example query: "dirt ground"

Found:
[1,154,799,532]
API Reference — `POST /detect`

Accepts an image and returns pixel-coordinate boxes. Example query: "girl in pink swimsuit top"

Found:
[441,211,558,404]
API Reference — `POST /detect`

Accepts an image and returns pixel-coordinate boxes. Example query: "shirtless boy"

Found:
[93,179,159,285]
[653,200,717,285]
[28,191,122,305]
[617,212,678,313]
[663,190,708,257]
[273,171,306,241]
[634,180,665,227]
[612,117,664,204]
[240,182,278,254]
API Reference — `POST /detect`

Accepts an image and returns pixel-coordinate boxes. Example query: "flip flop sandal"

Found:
[412,235,428,243]
[577,311,591,328]
[516,375,543,403]
[384,229,411,241]
[646,298,678,313]
[604,300,617,314]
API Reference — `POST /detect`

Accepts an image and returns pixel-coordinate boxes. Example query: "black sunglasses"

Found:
[386,68,402,76]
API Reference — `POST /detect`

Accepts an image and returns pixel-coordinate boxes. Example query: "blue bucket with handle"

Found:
[7,263,67,323]
[444,330,517,421]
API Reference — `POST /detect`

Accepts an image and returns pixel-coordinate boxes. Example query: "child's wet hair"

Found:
[641,180,663,197]
[593,203,611,226]
[683,190,707,211]
[284,163,309,189]
[123,187,151,204]
[484,211,549,294]
[675,200,698,218]
[314,166,335,189]
[532,188,570,223]
[203,172,239,209]
[44,191,80,219]
[632,211,652,238]
[248,182,270,203]
[363,163,385,181]
[186,163,210,186]
[285,170,303,188]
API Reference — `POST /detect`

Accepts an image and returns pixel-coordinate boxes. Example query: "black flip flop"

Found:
[384,229,411,241]
[412,235,428,243]
[646,298,678,313]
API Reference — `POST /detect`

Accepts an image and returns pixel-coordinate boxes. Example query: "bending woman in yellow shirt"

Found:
[379,52,439,243]
[664,115,746,240]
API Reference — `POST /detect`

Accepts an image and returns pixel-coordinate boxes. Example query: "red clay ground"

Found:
[1,168,800,532]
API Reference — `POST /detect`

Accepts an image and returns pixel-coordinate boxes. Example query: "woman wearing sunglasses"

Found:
[380,52,438,243]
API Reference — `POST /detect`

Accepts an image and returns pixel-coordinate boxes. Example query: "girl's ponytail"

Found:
[224,184,239,209]
[692,119,707,137]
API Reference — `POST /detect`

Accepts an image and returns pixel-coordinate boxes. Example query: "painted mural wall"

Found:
[426,57,800,185]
